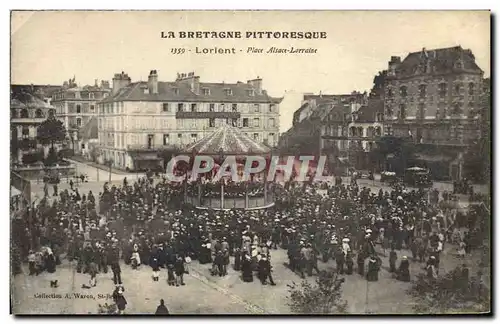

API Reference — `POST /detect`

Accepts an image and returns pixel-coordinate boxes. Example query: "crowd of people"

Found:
[11,170,488,314]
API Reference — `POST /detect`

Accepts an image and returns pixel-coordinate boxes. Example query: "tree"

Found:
[97,303,117,314]
[286,270,348,314]
[36,116,67,150]
[408,266,490,314]
[89,145,101,163]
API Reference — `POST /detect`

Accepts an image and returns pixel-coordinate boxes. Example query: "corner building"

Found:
[97,71,282,171]
[383,46,485,180]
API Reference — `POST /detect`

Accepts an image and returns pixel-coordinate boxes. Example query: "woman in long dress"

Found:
[457,241,466,258]
[241,252,253,282]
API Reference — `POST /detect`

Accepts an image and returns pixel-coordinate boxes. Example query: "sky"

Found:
[11,10,490,132]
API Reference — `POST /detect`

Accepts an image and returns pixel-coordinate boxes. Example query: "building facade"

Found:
[96,71,282,171]
[10,85,59,163]
[51,77,111,153]
[383,46,485,180]
[279,92,366,159]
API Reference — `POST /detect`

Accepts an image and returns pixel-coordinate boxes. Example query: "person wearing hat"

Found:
[345,251,354,275]
[155,299,169,315]
[28,250,36,276]
[233,247,242,271]
[112,285,127,314]
[257,254,276,286]
[45,249,58,288]
[357,252,365,276]
[241,251,253,283]
[426,256,438,279]
[396,256,410,282]
[389,246,398,273]
[334,246,345,275]
[174,254,186,286]
[366,257,380,282]
[151,257,160,282]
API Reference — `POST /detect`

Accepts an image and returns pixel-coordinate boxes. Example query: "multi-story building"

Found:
[282,92,367,160]
[383,46,485,180]
[10,85,59,163]
[347,98,384,170]
[96,71,282,171]
[51,77,111,153]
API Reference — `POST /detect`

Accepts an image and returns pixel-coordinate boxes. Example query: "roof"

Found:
[184,123,270,155]
[303,93,365,103]
[11,84,61,98]
[395,46,483,78]
[10,88,53,109]
[353,99,384,123]
[100,81,283,104]
[310,102,336,121]
[78,116,98,140]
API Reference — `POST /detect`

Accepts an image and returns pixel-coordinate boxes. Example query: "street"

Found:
[11,241,484,315]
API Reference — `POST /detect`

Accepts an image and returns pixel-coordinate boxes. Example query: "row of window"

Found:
[98,102,276,114]
[53,91,108,100]
[69,104,95,114]
[121,132,277,148]
[386,102,476,119]
[165,88,256,97]
[387,82,478,99]
[11,108,54,119]
[207,117,276,128]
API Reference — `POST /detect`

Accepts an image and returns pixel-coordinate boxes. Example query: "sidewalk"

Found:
[68,156,131,175]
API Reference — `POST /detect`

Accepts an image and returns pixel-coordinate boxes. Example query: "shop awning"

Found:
[134,156,163,161]
[414,153,454,162]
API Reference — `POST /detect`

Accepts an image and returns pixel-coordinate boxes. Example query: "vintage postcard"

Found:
[10,10,491,315]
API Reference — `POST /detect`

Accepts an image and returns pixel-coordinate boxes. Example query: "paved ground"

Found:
[11,242,485,315]
[15,160,489,314]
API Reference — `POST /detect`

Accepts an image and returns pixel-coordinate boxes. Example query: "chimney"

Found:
[388,56,401,77]
[148,70,158,94]
[112,71,131,95]
[247,76,263,95]
[94,79,98,87]
[101,80,110,89]
[176,72,200,94]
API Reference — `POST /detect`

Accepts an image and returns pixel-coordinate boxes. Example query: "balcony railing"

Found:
[126,144,177,151]
[175,111,241,119]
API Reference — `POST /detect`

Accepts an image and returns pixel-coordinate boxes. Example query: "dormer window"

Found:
[400,86,408,98]
[418,84,426,98]
[247,89,255,96]
[225,88,233,96]
[203,88,210,95]
[173,88,179,95]
[468,83,475,96]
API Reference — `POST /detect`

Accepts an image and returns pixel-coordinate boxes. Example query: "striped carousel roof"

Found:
[184,123,271,155]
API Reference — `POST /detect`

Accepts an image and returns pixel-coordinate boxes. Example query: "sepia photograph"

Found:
[9,10,491,315]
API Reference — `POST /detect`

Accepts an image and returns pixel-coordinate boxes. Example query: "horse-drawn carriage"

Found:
[404,167,433,188]
[380,171,398,184]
